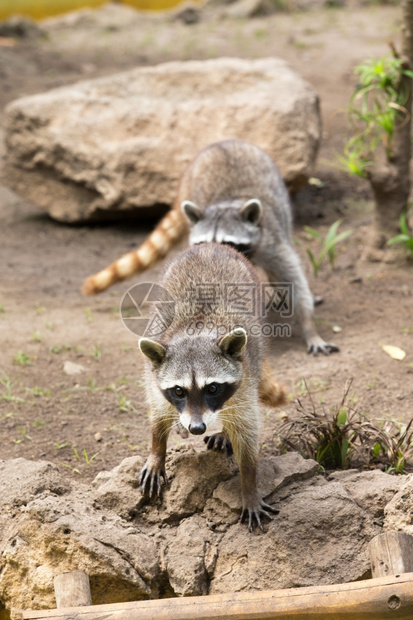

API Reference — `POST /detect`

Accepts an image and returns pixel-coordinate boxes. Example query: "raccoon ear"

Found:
[241,199,262,226]
[181,200,203,225]
[219,328,247,359]
[139,338,166,367]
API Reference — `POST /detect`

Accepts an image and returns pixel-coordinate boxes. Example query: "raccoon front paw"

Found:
[240,499,279,532]
[307,337,339,356]
[204,433,233,456]
[138,457,168,498]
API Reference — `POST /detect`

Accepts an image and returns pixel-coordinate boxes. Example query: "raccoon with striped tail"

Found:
[138,242,283,531]
[82,139,337,356]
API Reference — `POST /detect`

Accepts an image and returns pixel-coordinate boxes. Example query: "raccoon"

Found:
[138,242,280,531]
[82,139,337,356]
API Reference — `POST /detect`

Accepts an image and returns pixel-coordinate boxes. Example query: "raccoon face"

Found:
[181,199,262,257]
[139,329,247,435]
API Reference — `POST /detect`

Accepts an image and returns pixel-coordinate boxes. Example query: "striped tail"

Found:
[258,362,288,409]
[81,208,188,295]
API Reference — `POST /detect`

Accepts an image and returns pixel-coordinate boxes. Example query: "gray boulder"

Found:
[0,459,159,611]
[384,474,413,534]
[0,450,401,613]
[328,468,403,523]
[3,58,321,223]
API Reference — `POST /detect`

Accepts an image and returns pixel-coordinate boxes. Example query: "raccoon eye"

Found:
[207,383,219,394]
[174,386,185,398]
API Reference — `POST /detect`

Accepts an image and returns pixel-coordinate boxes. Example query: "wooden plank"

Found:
[370,532,413,578]
[16,572,413,620]
[54,572,92,609]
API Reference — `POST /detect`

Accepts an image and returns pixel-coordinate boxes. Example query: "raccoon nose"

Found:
[189,421,206,435]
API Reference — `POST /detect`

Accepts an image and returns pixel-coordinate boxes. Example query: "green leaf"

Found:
[372,442,381,459]
[306,249,318,276]
[387,234,409,246]
[325,220,342,245]
[331,230,353,246]
[400,213,410,235]
[341,437,350,465]
[304,226,321,240]
[337,409,347,426]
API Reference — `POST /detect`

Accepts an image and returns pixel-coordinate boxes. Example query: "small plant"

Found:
[278,379,413,473]
[83,448,99,466]
[121,344,134,352]
[400,326,413,335]
[294,377,330,396]
[338,54,413,177]
[27,386,51,397]
[0,305,5,314]
[368,419,413,475]
[254,28,268,39]
[280,380,358,468]
[0,373,25,403]
[33,331,42,342]
[50,344,75,354]
[60,463,81,474]
[72,446,99,465]
[304,220,353,276]
[71,378,109,392]
[13,427,32,443]
[84,307,93,323]
[366,374,378,389]
[119,433,142,451]
[117,394,136,413]
[55,441,70,450]
[91,344,102,360]
[13,351,33,366]
[387,212,413,257]
[36,305,47,315]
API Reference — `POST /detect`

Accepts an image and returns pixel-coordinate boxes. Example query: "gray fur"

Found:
[178,139,338,355]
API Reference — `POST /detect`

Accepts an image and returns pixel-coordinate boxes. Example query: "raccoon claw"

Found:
[240,501,279,532]
[138,464,168,498]
[204,433,233,456]
[307,339,339,356]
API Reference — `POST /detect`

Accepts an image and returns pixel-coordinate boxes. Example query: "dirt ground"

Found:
[0,3,412,484]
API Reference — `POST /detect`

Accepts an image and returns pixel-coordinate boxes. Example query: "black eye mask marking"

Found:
[162,382,237,413]
[163,386,187,412]
[203,382,238,411]
[221,241,253,257]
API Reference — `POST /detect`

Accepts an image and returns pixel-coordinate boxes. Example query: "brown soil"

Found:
[0,4,412,483]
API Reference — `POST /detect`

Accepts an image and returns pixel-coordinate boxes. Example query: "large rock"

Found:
[328,468,403,524]
[0,459,160,612]
[384,474,413,534]
[3,58,321,223]
[1,451,402,613]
